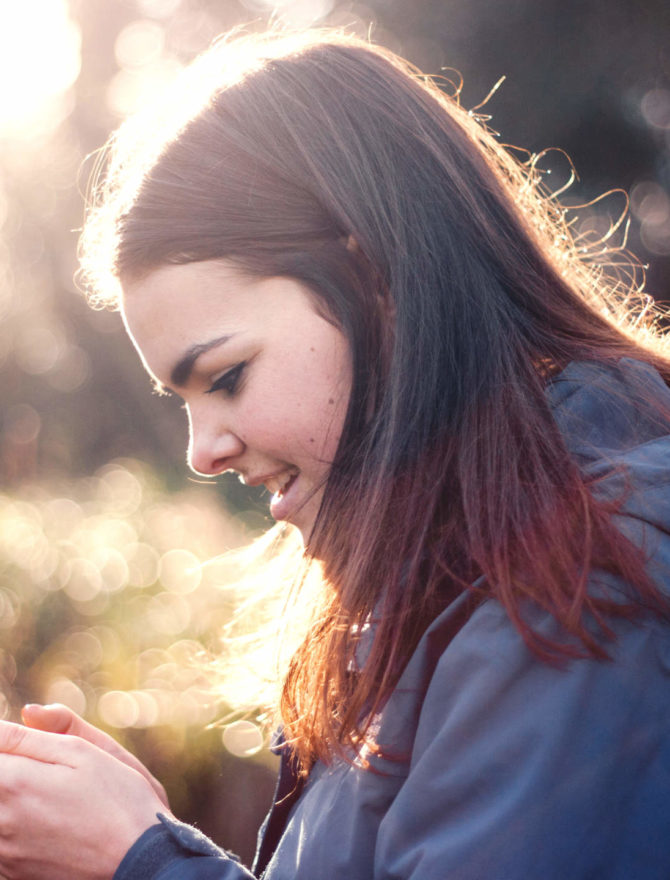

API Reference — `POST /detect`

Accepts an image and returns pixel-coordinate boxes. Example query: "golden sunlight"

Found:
[0,0,80,137]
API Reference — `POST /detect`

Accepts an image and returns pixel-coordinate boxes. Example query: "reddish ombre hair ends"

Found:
[81,30,670,772]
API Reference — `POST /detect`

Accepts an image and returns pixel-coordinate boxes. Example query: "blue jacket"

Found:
[114,358,670,879]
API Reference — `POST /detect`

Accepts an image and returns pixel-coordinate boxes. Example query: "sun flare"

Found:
[0,0,80,137]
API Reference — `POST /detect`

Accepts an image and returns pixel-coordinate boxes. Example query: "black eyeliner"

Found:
[205,361,246,396]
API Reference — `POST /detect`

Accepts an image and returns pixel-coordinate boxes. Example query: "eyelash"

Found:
[205,362,246,397]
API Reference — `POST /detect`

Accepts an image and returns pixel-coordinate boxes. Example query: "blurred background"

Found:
[0,0,668,865]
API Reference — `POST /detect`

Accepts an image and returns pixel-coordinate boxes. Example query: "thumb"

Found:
[23,703,128,756]
[22,703,76,734]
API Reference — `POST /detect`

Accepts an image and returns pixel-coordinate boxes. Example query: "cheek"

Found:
[297,374,350,462]
[305,344,351,459]
[317,391,349,460]
[244,398,343,460]
[246,326,351,461]
[246,372,348,463]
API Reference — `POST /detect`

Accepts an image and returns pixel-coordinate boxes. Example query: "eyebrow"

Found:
[170,334,236,387]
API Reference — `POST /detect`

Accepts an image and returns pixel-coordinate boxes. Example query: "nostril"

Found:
[188,447,223,476]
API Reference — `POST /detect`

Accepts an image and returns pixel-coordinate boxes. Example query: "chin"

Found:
[281,492,323,548]
[294,520,313,546]
[292,513,318,548]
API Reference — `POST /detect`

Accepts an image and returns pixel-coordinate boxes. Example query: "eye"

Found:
[205,362,246,397]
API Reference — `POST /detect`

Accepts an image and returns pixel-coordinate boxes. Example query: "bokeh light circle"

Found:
[222,720,264,757]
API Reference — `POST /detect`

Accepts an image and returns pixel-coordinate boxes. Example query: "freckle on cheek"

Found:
[328,398,334,405]
[310,437,315,443]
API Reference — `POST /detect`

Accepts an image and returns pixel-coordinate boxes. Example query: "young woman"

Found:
[1,29,670,880]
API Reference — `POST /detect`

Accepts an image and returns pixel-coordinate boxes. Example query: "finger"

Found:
[23,704,138,764]
[22,704,169,807]
[0,721,76,766]
[22,703,112,746]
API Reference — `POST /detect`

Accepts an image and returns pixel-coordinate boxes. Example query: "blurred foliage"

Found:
[0,0,668,863]
[1,459,244,722]
[0,458,276,860]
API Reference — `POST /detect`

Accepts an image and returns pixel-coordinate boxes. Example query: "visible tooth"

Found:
[266,471,296,496]
[277,473,292,494]
[280,472,297,493]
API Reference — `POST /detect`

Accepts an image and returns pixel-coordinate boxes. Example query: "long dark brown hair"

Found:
[81,30,670,773]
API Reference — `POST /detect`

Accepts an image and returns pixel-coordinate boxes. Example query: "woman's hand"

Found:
[0,720,169,880]
[21,703,169,808]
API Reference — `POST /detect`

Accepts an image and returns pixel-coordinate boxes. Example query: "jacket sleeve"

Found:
[373,570,670,880]
[113,814,258,880]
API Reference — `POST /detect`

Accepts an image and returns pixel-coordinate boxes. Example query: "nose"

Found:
[186,405,245,476]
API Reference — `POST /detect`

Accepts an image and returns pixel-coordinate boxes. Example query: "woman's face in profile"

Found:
[121,259,352,542]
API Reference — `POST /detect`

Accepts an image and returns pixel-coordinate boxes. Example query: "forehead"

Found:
[122,260,251,330]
